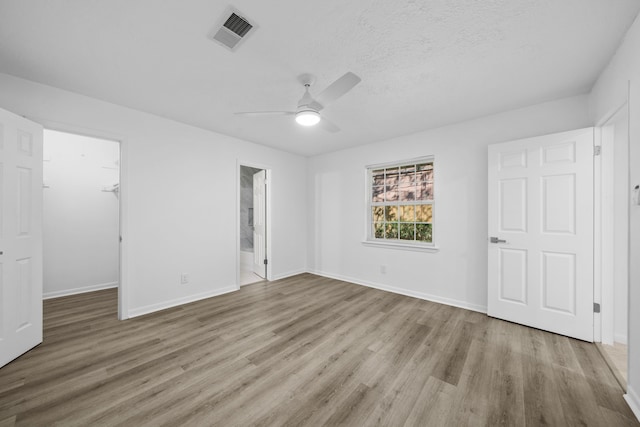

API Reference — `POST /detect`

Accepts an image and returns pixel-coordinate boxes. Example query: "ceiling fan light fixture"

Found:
[295,110,321,126]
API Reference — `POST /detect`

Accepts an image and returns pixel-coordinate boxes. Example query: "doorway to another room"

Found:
[239,165,268,286]
[42,129,121,310]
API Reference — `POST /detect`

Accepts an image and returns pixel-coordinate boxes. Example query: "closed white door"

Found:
[488,128,594,341]
[0,108,43,367]
[252,170,266,278]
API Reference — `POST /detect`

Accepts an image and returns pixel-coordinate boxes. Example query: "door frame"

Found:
[236,160,272,288]
[595,98,631,345]
[37,119,130,320]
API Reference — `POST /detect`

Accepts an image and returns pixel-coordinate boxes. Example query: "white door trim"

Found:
[35,119,130,320]
[236,160,272,288]
[595,100,630,345]
[252,170,267,278]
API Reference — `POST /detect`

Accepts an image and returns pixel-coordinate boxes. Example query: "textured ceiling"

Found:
[0,0,638,156]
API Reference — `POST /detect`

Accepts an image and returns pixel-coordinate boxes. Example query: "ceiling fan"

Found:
[234,72,361,132]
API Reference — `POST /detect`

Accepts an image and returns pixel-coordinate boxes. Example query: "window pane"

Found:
[416,223,432,242]
[416,204,432,222]
[372,185,385,202]
[372,206,384,222]
[384,206,397,221]
[399,185,416,201]
[399,223,415,240]
[385,168,399,185]
[385,185,398,201]
[416,182,433,200]
[399,165,416,185]
[417,163,433,182]
[373,222,385,238]
[400,205,415,222]
[372,169,385,186]
[385,222,398,239]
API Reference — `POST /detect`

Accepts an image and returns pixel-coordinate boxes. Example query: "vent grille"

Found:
[209,9,256,51]
[223,13,252,37]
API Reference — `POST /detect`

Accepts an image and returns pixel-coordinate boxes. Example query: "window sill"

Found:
[361,240,440,253]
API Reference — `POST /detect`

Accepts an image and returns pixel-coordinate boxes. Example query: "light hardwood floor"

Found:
[598,342,628,388]
[0,273,637,426]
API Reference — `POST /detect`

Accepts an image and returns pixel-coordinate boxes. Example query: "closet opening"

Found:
[42,129,121,314]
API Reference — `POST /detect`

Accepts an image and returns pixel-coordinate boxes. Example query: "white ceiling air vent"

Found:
[209,9,256,51]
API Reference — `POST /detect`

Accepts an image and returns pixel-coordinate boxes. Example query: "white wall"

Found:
[307,95,591,312]
[0,72,308,317]
[590,13,640,419]
[43,130,119,298]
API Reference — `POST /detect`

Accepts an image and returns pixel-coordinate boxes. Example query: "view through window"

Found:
[369,158,434,244]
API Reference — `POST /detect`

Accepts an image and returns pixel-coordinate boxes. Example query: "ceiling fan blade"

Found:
[319,117,340,133]
[314,72,361,109]
[235,111,295,117]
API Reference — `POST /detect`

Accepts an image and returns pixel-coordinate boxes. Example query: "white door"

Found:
[0,108,43,367]
[488,128,594,341]
[252,170,266,278]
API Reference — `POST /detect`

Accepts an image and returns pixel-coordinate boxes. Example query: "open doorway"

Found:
[238,164,268,286]
[598,104,629,389]
[42,129,120,313]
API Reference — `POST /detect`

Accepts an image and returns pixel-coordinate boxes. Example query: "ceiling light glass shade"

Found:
[295,110,321,126]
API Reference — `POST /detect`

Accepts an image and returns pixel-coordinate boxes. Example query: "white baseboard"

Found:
[127,285,238,319]
[271,269,307,281]
[308,270,487,313]
[625,386,640,422]
[127,268,485,320]
[614,333,628,345]
[43,281,118,300]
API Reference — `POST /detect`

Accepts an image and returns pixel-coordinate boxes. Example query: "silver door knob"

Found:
[490,237,507,244]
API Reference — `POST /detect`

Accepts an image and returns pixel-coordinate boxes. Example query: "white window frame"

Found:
[362,156,439,252]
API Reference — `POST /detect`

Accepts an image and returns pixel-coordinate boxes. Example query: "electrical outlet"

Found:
[380,265,387,274]
[180,273,189,284]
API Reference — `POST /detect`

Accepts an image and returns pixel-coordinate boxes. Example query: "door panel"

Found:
[542,174,576,233]
[499,178,527,232]
[541,251,576,314]
[499,248,527,304]
[488,128,594,341]
[0,108,43,368]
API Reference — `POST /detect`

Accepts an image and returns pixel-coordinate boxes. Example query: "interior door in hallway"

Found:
[252,169,266,278]
[487,128,594,341]
[0,107,43,367]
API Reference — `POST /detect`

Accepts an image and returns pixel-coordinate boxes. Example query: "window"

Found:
[367,157,434,247]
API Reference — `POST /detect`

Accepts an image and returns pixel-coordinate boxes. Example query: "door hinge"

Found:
[593,302,601,313]
[594,146,601,156]
[264,259,268,265]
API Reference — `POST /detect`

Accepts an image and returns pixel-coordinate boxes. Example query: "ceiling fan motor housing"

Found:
[295,108,321,126]
[297,86,316,110]
[295,85,321,126]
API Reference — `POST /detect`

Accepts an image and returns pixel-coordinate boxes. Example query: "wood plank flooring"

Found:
[0,273,637,426]
[597,342,628,389]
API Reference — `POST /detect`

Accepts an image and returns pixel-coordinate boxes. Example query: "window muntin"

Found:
[369,159,434,244]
